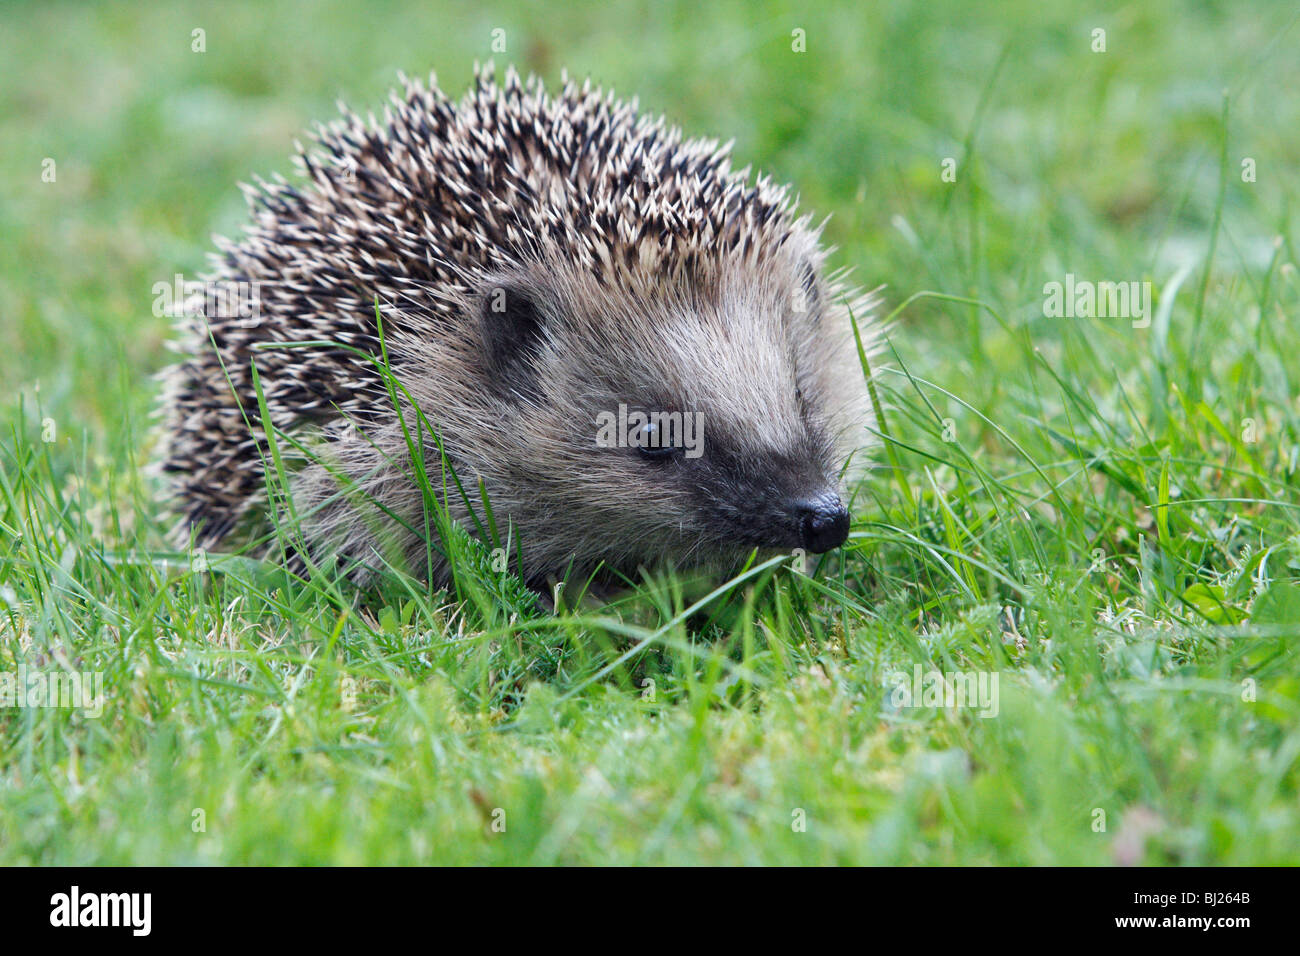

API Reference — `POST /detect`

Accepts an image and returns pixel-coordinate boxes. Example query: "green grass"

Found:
[2,0,1300,864]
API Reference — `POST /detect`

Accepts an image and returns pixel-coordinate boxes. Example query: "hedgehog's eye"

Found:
[635,420,683,462]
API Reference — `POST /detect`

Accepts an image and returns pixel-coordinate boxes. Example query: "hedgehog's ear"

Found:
[481,284,546,397]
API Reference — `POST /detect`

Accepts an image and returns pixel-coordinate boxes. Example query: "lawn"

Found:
[1,0,1298,864]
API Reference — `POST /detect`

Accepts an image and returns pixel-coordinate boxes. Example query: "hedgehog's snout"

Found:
[793,492,850,554]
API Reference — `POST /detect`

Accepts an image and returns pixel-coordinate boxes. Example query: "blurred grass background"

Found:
[2,0,1299,864]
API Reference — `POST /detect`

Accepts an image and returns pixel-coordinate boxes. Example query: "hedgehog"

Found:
[156,64,879,590]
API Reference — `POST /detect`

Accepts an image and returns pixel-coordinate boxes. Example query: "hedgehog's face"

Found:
[464,250,868,579]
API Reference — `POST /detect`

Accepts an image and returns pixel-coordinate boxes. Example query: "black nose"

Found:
[796,494,850,554]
